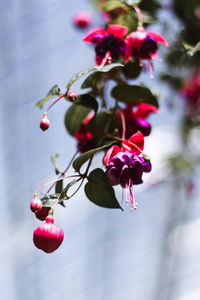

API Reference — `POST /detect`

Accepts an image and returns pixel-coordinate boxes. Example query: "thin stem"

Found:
[133,6,143,27]
[35,175,79,195]
[99,51,111,68]
[119,110,126,140]
[46,150,79,194]
[46,93,66,113]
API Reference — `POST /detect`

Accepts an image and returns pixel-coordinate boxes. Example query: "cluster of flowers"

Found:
[30,195,64,253]
[83,24,168,76]
[33,6,168,253]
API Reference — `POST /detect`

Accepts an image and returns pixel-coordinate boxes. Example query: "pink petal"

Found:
[107,24,128,38]
[125,30,147,50]
[82,27,106,43]
[133,104,159,119]
[103,145,121,166]
[122,131,144,155]
[148,31,169,46]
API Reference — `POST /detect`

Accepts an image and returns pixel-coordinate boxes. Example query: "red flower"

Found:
[118,104,159,138]
[73,11,92,29]
[83,24,128,65]
[103,131,144,166]
[125,26,168,76]
[74,112,95,153]
[182,71,200,115]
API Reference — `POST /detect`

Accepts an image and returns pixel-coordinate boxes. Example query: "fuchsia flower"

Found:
[74,11,92,29]
[74,112,95,153]
[118,103,159,138]
[182,71,200,115]
[125,26,168,76]
[83,24,128,65]
[103,131,151,210]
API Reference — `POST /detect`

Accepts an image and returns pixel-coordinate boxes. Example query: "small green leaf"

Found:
[73,142,115,171]
[97,62,124,72]
[35,84,61,109]
[121,0,141,5]
[47,84,61,96]
[111,83,159,107]
[86,111,117,136]
[102,0,125,11]
[188,41,200,56]
[85,168,123,210]
[35,95,57,109]
[64,94,98,136]
[51,154,60,174]
[55,180,63,194]
[66,66,97,89]
[40,194,59,208]
[59,179,78,201]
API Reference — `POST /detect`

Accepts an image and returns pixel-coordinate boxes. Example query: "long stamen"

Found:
[129,184,137,210]
[99,51,111,68]
[120,110,126,140]
[126,182,130,205]
[148,61,154,79]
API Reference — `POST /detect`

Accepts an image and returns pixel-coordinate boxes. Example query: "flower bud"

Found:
[33,215,64,253]
[40,115,50,131]
[30,196,42,213]
[67,90,78,102]
[73,11,91,29]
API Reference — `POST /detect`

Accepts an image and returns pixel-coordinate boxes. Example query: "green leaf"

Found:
[40,194,59,208]
[81,63,124,90]
[66,66,97,89]
[121,0,141,5]
[47,84,61,96]
[81,72,105,90]
[86,111,117,136]
[55,180,63,194]
[102,0,125,11]
[35,84,61,109]
[59,179,78,201]
[75,94,98,112]
[97,62,124,72]
[123,60,142,79]
[188,41,200,56]
[73,142,115,171]
[35,95,57,109]
[51,154,60,174]
[111,83,159,107]
[64,94,98,136]
[85,168,123,210]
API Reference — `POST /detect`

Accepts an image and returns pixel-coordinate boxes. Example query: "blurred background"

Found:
[1,0,200,299]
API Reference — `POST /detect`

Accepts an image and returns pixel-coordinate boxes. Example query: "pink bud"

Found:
[40,115,50,131]
[67,90,78,102]
[73,11,91,29]
[30,196,42,213]
[33,215,64,253]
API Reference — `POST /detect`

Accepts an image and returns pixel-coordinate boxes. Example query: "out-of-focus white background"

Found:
[1,0,200,299]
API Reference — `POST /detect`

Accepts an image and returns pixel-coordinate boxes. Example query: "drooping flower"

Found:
[74,112,95,153]
[125,26,168,76]
[107,151,151,209]
[83,24,128,65]
[73,11,92,29]
[182,70,200,116]
[118,104,159,138]
[103,131,145,167]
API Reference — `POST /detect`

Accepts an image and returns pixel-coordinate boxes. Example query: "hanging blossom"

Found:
[125,26,169,77]
[118,103,159,138]
[83,24,128,65]
[103,131,152,210]
[181,70,200,116]
[74,111,95,153]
